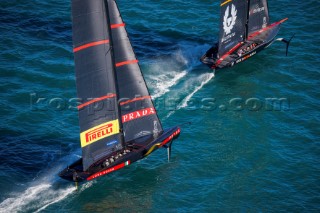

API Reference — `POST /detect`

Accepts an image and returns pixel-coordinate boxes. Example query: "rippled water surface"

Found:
[0,0,319,212]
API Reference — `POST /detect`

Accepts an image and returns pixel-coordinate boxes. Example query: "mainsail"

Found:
[107,0,163,143]
[72,0,124,171]
[247,0,270,36]
[218,0,247,57]
[71,0,162,171]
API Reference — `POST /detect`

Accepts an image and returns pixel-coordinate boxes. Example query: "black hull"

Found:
[201,19,286,70]
[201,39,273,70]
[59,126,180,182]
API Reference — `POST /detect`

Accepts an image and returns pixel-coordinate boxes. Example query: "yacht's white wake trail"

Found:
[0,44,212,212]
[164,72,215,120]
[152,70,187,99]
[146,51,189,99]
[178,73,215,109]
[0,183,75,213]
[0,156,94,213]
[147,44,211,102]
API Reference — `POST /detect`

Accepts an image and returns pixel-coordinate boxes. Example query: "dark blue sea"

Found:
[1,0,319,212]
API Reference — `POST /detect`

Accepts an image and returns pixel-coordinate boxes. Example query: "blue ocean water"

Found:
[0,0,319,212]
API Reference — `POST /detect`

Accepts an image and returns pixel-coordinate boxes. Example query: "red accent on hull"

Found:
[87,161,131,181]
[214,42,243,68]
[161,128,181,146]
[86,128,180,181]
[144,127,181,156]
[73,40,110,53]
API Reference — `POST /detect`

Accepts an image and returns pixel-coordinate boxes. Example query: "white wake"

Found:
[178,72,215,109]
[0,183,74,213]
[146,50,189,99]
[0,154,94,213]
[152,70,187,99]
[164,72,215,120]
[0,43,212,213]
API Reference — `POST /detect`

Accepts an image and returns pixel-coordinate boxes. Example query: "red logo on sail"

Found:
[122,107,155,123]
[85,123,113,143]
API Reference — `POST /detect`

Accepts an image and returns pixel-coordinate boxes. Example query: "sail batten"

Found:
[116,59,139,67]
[77,94,116,110]
[73,40,110,52]
[120,96,151,106]
[111,23,126,29]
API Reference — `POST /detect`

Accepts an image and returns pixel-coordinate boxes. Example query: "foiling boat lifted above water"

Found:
[59,0,181,183]
[201,0,294,70]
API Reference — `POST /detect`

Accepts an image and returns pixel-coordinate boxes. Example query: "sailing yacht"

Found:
[201,0,293,70]
[59,0,181,183]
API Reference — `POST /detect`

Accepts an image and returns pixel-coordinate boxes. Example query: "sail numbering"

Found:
[201,0,294,70]
[59,0,181,183]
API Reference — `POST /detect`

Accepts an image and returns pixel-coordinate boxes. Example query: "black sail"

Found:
[248,0,270,35]
[107,0,163,142]
[218,0,247,56]
[72,0,123,171]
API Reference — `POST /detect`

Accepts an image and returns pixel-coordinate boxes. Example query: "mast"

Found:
[104,0,126,149]
[245,0,251,40]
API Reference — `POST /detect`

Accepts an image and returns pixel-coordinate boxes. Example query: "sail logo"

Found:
[262,17,267,28]
[122,107,156,123]
[80,120,119,147]
[252,6,265,14]
[106,140,118,146]
[236,51,257,64]
[223,4,237,35]
[153,120,160,138]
